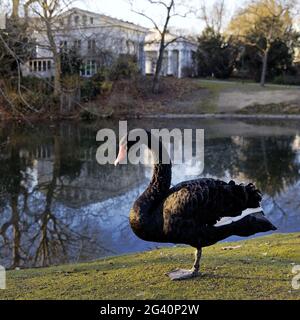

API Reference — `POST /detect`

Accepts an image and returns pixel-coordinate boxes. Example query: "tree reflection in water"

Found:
[204,134,300,232]
[0,121,299,269]
[0,123,146,268]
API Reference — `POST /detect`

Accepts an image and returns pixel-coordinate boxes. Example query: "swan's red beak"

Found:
[114,144,127,166]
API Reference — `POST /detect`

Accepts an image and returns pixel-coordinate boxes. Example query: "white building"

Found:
[144,30,198,78]
[21,8,197,79]
[22,7,148,78]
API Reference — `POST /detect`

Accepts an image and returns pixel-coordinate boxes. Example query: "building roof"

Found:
[64,7,149,33]
[145,29,197,46]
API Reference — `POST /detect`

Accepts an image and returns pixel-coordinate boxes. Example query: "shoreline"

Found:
[2,112,300,122]
[141,113,300,120]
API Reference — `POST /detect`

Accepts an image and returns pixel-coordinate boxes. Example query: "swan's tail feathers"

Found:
[200,211,277,247]
[233,211,277,237]
[245,183,263,208]
[218,181,262,217]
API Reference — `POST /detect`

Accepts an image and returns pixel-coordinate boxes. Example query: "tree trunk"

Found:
[152,38,165,94]
[260,49,269,87]
[53,54,61,96]
[45,20,61,96]
[11,0,20,18]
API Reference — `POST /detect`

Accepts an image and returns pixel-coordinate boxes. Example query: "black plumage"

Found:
[116,130,277,280]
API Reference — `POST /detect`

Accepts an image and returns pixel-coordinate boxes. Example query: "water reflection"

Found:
[0,120,299,269]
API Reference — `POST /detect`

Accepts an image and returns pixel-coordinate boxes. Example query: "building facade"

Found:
[21,8,197,79]
[22,7,148,78]
[144,31,198,78]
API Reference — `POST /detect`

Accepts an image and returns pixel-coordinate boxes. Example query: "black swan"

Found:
[114,130,277,280]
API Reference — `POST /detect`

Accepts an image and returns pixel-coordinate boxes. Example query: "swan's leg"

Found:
[192,248,202,273]
[166,248,202,281]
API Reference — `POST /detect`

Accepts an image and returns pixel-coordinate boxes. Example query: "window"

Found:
[43,61,47,71]
[48,61,51,70]
[38,61,42,72]
[74,39,81,50]
[91,60,97,75]
[60,40,68,51]
[82,15,87,25]
[81,60,97,77]
[74,15,80,25]
[33,61,37,72]
[88,39,96,53]
[90,17,94,24]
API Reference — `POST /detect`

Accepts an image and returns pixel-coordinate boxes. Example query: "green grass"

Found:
[236,103,300,115]
[190,80,286,114]
[1,233,300,300]
[188,79,300,114]
[197,79,298,92]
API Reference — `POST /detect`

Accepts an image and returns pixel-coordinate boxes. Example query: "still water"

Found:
[0,118,299,269]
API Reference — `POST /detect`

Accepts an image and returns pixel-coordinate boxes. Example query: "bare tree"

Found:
[25,0,74,96]
[129,0,192,93]
[198,0,227,34]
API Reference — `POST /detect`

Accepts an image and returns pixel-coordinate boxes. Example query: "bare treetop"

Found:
[198,0,228,34]
[129,0,194,93]
[128,0,193,33]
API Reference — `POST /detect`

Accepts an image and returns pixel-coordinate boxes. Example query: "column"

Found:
[178,50,184,78]
[139,43,146,75]
[145,53,152,74]
[167,50,173,76]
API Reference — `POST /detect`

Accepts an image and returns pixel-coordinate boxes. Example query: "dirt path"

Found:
[165,80,300,114]
[218,89,300,113]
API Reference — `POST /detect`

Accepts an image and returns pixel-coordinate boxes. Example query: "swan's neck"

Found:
[133,134,172,211]
[147,133,172,197]
[149,161,172,196]
[130,133,172,241]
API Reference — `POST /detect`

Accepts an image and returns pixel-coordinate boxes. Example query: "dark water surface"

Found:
[0,119,299,269]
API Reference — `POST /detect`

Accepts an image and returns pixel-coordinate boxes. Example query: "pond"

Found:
[0,118,300,269]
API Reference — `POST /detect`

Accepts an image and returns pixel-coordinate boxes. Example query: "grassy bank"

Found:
[1,233,300,300]
[130,79,300,116]
[2,78,300,120]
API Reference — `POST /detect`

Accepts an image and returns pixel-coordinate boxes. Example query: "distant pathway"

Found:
[142,113,300,120]
[165,79,300,114]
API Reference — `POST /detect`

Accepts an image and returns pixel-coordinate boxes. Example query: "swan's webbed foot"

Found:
[166,268,200,281]
[166,248,202,281]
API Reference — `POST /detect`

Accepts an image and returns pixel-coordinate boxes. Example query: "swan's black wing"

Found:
[161,178,262,239]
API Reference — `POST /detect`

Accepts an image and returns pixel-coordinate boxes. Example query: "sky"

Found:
[77,0,247,34]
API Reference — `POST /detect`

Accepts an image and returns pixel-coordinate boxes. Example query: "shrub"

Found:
[62,75,81,90]
[21,76,53,95]
[80,109,98,121]
[1,88,58,113]
[182,66,195,78]
[109,55,140,81]
[101,81,113,95]
[80,79,100,101]
[272,75,300,86]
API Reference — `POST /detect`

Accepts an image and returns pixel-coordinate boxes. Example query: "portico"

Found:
[144,31,198,78]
